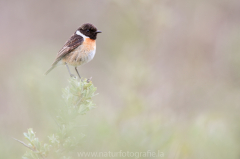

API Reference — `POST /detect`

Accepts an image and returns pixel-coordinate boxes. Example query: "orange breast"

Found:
[62,38,96,66]
[83,38,96,51]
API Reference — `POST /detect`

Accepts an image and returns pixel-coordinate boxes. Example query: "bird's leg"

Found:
[65,63,76,78]
[75,67,81,79]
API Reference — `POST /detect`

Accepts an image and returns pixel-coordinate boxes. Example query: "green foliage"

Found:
[20,78,97,159]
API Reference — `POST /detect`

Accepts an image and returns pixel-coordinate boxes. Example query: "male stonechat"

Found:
[45,23,101,78]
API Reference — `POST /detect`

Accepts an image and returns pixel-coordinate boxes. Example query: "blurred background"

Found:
[1,0,240,158]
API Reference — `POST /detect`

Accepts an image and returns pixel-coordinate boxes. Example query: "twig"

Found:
[12,138,36,152]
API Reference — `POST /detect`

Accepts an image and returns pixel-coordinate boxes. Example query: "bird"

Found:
[45,23,102,78]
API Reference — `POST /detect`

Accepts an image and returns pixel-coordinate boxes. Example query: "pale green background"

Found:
[0,0,240,158]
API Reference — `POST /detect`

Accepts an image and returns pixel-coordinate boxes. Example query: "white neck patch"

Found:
[76,30,88,40]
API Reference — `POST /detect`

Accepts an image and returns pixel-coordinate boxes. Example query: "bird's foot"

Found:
[70,74,76,78]
[87,77,92,83]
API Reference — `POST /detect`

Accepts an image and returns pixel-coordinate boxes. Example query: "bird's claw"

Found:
[87,77,92,83]
[70,74,76,78]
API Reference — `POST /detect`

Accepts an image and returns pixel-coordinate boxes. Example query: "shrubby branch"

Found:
[15,78,97,159]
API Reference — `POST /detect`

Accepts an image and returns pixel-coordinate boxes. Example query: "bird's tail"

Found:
[45,65,56,75]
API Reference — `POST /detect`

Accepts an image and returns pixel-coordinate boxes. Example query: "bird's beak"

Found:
[96,30,102,33]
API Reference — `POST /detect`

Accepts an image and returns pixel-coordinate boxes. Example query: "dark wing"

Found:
[52,34,83,66]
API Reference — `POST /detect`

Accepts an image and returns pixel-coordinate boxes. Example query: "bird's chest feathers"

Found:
[81,38,96,62]
[83,38,96,51]
[64,38,96,66]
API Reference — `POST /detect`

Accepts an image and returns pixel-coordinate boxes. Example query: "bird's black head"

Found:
[78,23,101,40]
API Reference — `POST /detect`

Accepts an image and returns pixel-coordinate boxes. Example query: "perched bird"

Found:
[45,23,101,78]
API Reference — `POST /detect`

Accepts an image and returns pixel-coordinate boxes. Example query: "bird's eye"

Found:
[87,29,90,32]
